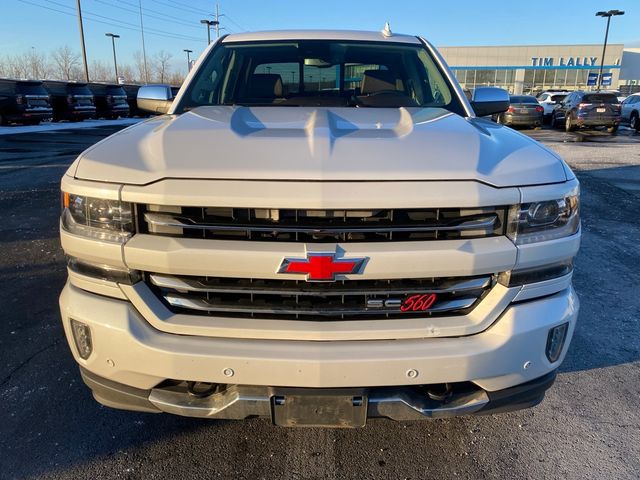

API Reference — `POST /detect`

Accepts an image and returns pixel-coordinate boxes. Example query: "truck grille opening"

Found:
[146,273,494,321]
[139,206,507,243]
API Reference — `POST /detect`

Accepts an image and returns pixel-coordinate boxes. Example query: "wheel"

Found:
[565,113,575,132]
[551,112,559,129]
[630,112,640,132]
[607,125,618,134]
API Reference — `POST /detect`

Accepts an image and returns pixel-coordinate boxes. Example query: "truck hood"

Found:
[73,106,567,187]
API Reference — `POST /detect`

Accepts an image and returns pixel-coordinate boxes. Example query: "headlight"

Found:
[507,191,579,245]
[61,192,133,243]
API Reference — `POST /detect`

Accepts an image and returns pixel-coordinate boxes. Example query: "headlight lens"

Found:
[61,192,133,243]
[507,193,579,245]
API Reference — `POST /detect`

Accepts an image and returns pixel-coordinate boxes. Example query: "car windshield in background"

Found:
[16,82,47,95]
[510,96,538,104]
[583,94,619,104]
[178,40,464,114]
[68,85,92,95]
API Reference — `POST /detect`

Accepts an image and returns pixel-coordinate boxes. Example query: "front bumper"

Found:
[60,281,578,395]
[80,366,558,422]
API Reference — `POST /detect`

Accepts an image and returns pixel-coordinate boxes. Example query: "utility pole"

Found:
[106,33,120,83]
[75,0,90,82]
[215,3,220,39]
[595,9,624,91]
[138,0,149,83]
[183,49,193,71]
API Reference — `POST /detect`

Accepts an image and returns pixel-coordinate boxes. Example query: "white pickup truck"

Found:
[59,29,580,427]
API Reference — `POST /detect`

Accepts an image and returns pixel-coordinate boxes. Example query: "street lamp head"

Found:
[596,9,625,17]
[105,33,120,38]
[184,49,193,53]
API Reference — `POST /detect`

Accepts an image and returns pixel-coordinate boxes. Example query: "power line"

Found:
[104,0,204,30]
[45,0,203,41]
[224,14,248,32]
[151,0,212,16]
[17,0,205,43]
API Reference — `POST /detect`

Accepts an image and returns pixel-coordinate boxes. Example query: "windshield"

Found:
[16,82,47,95]
[583,93,619,104]
[178,40,464,114]
[510,95,538,104]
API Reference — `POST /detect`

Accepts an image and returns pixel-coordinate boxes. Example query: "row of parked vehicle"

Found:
[0,79,152,126]
[493,88,640,134]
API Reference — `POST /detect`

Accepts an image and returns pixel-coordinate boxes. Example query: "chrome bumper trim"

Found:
[148,385,490,421]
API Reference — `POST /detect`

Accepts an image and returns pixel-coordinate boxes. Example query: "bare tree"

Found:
[25,50,51,79]
[168,71,185,86]
[133,50,147,83]
[118,64,134,84]
[4,54,30,79]
[52,46,80,80]
[89,60,110,82]
[152,50,173,83]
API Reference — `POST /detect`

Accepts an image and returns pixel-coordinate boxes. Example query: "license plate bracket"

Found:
[520,108,529,114]
[272,390,368,428]
[597,107,606,113]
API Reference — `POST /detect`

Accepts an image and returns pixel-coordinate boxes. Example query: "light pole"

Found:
[595,9,624,90]
[200,19,218,45]
[183,49,193,71]
[105,33,120,83]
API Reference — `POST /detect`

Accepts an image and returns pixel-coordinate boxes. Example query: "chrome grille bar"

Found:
[150,274,490,296]
[163,293,478,316]
[144,212,498,234]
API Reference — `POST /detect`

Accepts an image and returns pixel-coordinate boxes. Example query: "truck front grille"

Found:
[146,273,493,321]
[140,206,506,243]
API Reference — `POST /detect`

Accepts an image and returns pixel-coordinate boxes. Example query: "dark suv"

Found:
[551,91,621,133]
[0,79,53,125]
[89,83,129,119]
[43,81,96,122]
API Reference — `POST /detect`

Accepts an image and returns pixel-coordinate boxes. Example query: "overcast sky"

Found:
[3,0,639,74]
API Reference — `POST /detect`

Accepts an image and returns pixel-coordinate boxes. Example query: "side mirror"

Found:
[137,84,174,114]
[470,87,510,117]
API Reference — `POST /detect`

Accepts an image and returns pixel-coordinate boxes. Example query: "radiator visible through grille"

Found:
[140,206,507,243]
[146,273,494,321]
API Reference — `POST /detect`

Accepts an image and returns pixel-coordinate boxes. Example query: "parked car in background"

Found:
[493,95,543,128]
[121,84,146,118]
[43,81,96,122]
[0,79,52,125]
[537,91,570,122]
[89,83,129,119]
[620,93,640,132]
[551,91,621,133]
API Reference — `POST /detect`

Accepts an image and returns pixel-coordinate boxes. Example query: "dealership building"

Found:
[438,43,640,94]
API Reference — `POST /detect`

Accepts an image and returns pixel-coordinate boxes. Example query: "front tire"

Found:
[551,112,560,129]
[630,112,640,132]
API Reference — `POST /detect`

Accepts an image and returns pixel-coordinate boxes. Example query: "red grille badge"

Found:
[278,252,367,282]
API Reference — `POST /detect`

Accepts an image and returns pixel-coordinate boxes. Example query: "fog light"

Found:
[546,323,568,363]
[71,319,93,360]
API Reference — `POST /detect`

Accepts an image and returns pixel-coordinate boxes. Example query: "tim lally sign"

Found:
[531,57,598,67]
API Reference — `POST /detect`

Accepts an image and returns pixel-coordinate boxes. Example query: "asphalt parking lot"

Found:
[0,122,639,480]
